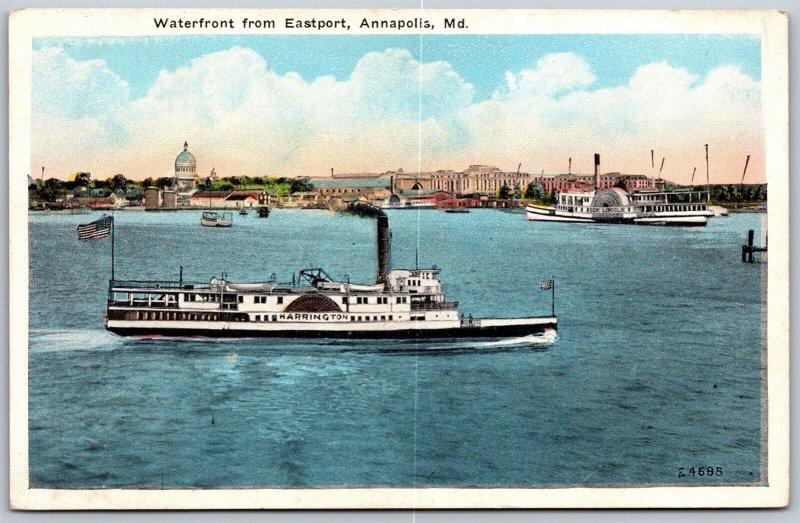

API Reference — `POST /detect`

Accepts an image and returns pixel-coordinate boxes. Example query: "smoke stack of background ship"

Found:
[594,153,600,190]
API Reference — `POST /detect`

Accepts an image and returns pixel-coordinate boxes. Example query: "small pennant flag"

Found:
[77,216,113,241]
[539,279,553,290]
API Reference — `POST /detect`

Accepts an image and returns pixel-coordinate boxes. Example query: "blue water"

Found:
[28,209,765,488]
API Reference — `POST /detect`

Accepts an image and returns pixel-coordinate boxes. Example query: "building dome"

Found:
[175,141,196,168]
[174,141,198,194]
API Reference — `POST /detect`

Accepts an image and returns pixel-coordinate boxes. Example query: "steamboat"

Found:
[525,154,714,226]
[105,205,557,340]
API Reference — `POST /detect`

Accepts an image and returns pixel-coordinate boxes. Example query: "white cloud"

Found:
[30,46,763,183]
[456,56,761,181]
[505,52,597,97]
[33,46,130,119]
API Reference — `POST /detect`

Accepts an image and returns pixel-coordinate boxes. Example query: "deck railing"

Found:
[110,280,199,290]
[411,301,458,311]
[460,317,481,328]
[108,299,179,308]
[556,204,707,215]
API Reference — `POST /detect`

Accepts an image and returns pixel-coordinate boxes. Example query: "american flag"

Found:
[539,279,553,290]
[77,216,113,241]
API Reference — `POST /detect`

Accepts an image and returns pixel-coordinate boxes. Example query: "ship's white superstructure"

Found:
[526,187,713,226]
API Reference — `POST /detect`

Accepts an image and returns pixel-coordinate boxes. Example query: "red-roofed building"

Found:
[225,191,262,208]
[70,194,123,209]
[189,190,265,208]
[189,191,233,208]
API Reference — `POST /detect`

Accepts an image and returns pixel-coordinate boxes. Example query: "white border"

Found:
[8,8,790,509]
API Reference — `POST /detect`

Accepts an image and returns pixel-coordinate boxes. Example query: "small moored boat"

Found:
[200,211,233,227]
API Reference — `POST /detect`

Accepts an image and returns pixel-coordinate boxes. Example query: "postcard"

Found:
[8,8,789,509]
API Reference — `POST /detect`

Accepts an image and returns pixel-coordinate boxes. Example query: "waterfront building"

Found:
[70,193,124,209]
[174,141,199,194]
[162,190,178,209]
[225,190,262,209]
[190,190,233,208]
[144,187,160,210]
[189,190,268,209]
[392,166,656,196]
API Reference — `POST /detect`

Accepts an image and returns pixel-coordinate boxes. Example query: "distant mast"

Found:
[568,157,572,175]
[705,144,710,204]
[740,155,751,185]
[690,167,697,186]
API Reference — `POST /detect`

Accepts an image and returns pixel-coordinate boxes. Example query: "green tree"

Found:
[109,174,129,192]
[74,172,92,187]
[523,183,544,200]
[31,178,66,202]
[290,179,314,193]
[497,183,512,200]
[155,177,174,189]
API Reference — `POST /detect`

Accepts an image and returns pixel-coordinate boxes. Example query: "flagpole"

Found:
[111,215,115,282]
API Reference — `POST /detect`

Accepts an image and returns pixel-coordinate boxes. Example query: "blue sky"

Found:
[31,34,764,182]
[35,34,760,100]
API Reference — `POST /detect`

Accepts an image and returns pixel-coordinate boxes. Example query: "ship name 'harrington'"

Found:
[276,313,350,322]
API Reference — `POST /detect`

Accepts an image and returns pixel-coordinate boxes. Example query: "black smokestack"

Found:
[376,214,391,286]
[343,203,391,286]
[594,153,600,190]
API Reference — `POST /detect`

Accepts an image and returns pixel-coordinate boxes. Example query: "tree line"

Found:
[29,173,315,203]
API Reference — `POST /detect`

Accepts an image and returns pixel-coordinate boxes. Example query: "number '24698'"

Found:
[678,467,723,478]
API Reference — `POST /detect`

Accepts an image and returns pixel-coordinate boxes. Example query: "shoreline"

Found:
[27,205,768,214]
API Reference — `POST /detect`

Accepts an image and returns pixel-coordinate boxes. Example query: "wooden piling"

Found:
[742,229,766,262]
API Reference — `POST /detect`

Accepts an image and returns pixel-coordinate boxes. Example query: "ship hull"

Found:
[105,317,557,340]
[525,205,709,226]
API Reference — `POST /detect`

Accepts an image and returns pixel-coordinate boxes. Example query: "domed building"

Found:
[174,141,199,194]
